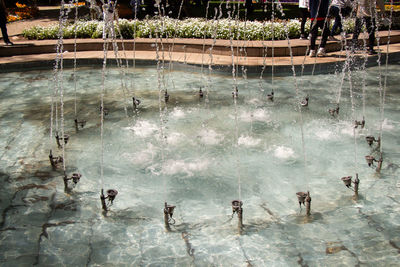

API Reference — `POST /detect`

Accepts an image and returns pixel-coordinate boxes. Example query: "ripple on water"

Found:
[197,128,224,145]
[161,159,210,177]
[271,145,296,160]
[125,120,158,138]
[170,107,186,119]
[239,109,271,122]
[238,135,261,147]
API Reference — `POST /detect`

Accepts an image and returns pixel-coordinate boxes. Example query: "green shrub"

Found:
[22,18,356,41]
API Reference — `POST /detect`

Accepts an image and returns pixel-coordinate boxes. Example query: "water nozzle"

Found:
[296,192,307,207]
[365,155,376,166]
[341,176,352,188]
[74,119,86,129]
[100,188,118,212]
[341,174,360,196]
[267,91,274,101]
[63,172,82,191]
[354,117,365,129]
[164,202,176,229]
[231,200,243,232]
[106,189,118,204]
[55,132,69,147]
[100,106,109,116]
[164,202,176,218]
[232,87,238,98]
[328,105,340,116]
[231,200,243,214]
[132,96,141,110]
[71,173,82,184]
[365,135,380,147]
[300,96,309,107]
[164,90,169,103]
[199,87,204,98]
[49,149,63,168]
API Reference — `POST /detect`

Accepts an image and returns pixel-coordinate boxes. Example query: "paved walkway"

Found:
[1,5,400,70]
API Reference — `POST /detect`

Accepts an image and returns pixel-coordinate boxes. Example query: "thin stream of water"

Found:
[200,0,211,84]
[271,1,275,93]
[227,0,242,203]
[258,20,267,93]
[381,0,394,153]
[165,0,185,94]
[99,0,112,190]
[206,1,225,102]
[347,69,358,173]
[277,0,307,170]
[155,1,168,203]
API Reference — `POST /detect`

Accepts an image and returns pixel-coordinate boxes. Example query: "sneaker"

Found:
[328,36,339,41]
[309,50,316,57]
[317,48,326,57]
[5,42,13,46]
[340,32,349,39]
[300,34,307,40]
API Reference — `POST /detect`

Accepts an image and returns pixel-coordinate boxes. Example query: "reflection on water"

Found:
[0,65,399,266]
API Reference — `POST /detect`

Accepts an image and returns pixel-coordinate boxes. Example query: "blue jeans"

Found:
[328,6,342,36]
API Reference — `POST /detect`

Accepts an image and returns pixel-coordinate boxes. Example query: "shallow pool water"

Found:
[0,63,399,266]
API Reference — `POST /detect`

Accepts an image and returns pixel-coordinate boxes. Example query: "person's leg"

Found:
[329,6,340,36]
[320,19,330,48]
[309,20,318,51]
[365,17,375,51]
[300,8,308,37]
[0,14,11,44]
[352,17,363,48]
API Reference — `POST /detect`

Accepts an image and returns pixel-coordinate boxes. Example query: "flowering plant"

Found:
[7,2,39,23]
[23,17,358,40]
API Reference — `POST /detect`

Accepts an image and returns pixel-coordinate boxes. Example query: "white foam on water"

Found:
[198,129,224,145]
[381,118,395,131]
[340,121,355,136]
[253,109,271,121]
[248,98,263,105]
[238,135,261,147]
[125,120,158,138]
[162,159,210,177]
[170,107,185,119]
[314,128,335,140]
[123,143,158,165]
[239,109,270,122]
[166,132,186,145]
[272,146,295,159]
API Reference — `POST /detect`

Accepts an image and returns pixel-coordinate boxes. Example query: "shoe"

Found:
[300,34,307,40]
[309,50,316,57]
[5,42,13,46]
[317,48,327,57]
[328,36,339,41]
[367,49,377,55]
[340,32,349,39]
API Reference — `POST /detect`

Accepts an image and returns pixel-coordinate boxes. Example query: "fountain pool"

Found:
[0,63,399,266]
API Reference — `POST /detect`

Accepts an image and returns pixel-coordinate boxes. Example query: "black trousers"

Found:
[310,19,330,50]
[352,16,376,51]
[0,12,10,43]
[299,8,309,36]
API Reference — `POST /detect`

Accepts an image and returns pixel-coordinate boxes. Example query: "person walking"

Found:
[299,0,310,40]
[308,0,330,57]
[0,0,13,45]
[328,0,353,41]
[351,0,386,55]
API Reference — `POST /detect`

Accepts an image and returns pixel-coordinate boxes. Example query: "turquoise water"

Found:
[0,64,399,266]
